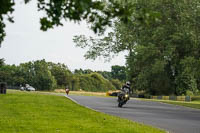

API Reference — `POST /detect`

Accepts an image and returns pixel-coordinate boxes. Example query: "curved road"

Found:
[67,95,200,133]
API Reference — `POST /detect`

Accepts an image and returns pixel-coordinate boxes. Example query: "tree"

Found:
[111,65,126,81]
[74,0,200,95]
[74,69,93,75]
[78,72,115,92]
[48,62,72,88]
[0,64,25,86]
[0,58,5,66]
[96,71,112,80]
[19,60,57,90]
[0,65,12,85]
[0,59,124,92]
[110,79,122,90]
[32,60,57,90]
[0,0,14,46]
[19,61,35,85]
[0,0,136,47]
[33,69,56,91]
[175,57,200,95]
[74,69,84,75]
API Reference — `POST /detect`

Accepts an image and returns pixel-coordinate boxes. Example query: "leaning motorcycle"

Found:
[117,88,130,107]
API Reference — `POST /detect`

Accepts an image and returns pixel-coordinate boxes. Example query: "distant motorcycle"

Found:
[117,88,130,107]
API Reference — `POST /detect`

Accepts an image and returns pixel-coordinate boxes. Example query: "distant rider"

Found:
[65,86,70,95]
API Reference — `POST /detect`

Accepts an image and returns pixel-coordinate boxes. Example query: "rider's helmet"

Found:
[126,81,130,86]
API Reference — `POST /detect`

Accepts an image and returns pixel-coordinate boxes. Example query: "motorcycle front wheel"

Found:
[118,102,123,107]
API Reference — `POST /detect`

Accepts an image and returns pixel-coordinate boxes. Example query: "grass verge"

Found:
[138,98,200,109]
[160,100,200,109]
[0,90,165,133]
[54,89,107,97]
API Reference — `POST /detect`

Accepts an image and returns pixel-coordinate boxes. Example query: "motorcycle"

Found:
[117,88,130,107]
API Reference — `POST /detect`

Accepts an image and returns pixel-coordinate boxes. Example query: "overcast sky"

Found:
[0,1,126,71]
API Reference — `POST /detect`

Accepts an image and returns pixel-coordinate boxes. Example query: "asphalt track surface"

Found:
[67,95,200,133]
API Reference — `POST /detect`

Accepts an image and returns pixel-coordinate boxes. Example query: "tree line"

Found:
[2,0,200,96]
[74,0,200,96]
[0,59,126,92]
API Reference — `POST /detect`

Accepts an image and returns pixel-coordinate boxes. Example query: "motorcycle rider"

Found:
[121,81,131,94]
[118,81,131,101]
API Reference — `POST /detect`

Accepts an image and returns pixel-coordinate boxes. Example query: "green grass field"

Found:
[0,90,165,133]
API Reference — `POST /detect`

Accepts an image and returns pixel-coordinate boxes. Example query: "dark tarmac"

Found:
[68,95,200,133]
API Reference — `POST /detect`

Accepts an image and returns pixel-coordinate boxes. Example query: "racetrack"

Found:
[67,95,200,133]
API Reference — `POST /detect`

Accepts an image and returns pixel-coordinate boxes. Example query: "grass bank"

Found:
[0,90,165,133]
[138,98,200,110]
[55,89,107,97]
[161,100,200,109]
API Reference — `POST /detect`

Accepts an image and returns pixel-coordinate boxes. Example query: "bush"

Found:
[186,90,194,96]
[73,73,115,92]
[110,79,123,90]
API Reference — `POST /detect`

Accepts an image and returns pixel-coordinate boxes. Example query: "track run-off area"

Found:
[66,95,200,133]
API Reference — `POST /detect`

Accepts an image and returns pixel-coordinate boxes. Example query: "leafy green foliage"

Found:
[0,59,72,91]
[48,62,72,88]
[74,0,200,95]
[74,68,93,75]
[0,0,14,46]
[0,59,125,91]
[73,73,115,92]
[111,65,126,81]
[96,70,112,80]
[110,79,123,90]
[129,0,200,95]
[0,58,5,67]
[176,57,200,95]
[72,67,125,91]
[0,0,138,46]
[37,0,136,33]
[19,60,57,90]
[0,64,24,86]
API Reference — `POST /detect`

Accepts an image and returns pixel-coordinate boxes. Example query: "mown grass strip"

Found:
[0,91,165,133]
[138,98,200,109]
[160,101,200,109]
[54,89,107,97]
